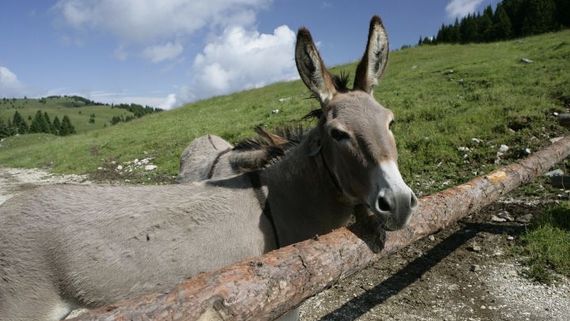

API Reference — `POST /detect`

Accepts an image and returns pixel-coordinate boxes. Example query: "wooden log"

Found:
[70,136,570,321]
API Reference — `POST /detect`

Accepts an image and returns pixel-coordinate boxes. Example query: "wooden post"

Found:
[70,136,570,321]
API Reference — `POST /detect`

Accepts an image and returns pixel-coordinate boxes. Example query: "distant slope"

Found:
[0,31,568,188]
[0,96,136,134]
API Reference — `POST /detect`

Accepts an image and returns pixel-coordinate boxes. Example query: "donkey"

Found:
[0,16,416,321]
[177,126,307,183]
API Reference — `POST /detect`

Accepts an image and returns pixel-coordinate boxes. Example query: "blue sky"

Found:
[0,0,500,109]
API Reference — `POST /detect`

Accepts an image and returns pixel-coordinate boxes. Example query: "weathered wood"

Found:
[70,136,570,321]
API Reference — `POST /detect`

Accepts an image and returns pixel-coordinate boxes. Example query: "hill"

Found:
[0,31,568,187]
[0,96,160,135]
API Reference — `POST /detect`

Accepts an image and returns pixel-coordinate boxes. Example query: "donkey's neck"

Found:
[262,131,353,247]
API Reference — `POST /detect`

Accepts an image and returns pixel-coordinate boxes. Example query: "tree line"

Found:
[0,111,76,139]
[419,0,570,45]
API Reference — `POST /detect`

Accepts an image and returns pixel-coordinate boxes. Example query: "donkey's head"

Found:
[295,16,417,231]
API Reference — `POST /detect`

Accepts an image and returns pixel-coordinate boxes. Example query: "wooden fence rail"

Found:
[71,136,570,321]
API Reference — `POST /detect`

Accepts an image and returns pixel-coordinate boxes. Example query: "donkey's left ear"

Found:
[295,28,337,106]
[353,15,389,94]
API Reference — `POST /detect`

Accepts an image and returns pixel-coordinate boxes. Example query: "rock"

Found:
[458,146,470,152]
[545,169,564,177]
[471,264,481,272]
[144,165,157,171]
[520,58,533,64]
[550,136,563,143]
[491,215,507,223]
[497,210,514,222]
[516,214,533,223]
[471,138,482,144]
[272,109,280,114]
[524,148,531,155]
[469,244,482,252]
[443,69,454,75]
[499,144,509,153]
[507,235,515,241]
[428,235,435,241]
[116,165,123,171]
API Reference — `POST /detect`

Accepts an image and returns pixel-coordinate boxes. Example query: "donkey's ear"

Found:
[295,28,337,106]
[353,16,389,94]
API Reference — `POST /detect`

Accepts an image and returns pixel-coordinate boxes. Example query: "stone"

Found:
[516,214,533,224]
[144,165,157,171]
[497,210,514,222]
[471,264,481,272]
[491,215,507,223]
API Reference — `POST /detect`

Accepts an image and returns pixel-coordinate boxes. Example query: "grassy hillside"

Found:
[0,96,135,134]
[0,31,568,188]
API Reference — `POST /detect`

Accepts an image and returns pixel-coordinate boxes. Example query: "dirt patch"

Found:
[299,199,570,321]
[0,167,89,205]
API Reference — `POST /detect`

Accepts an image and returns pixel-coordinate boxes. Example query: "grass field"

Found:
[0,96,134,134]
[0,31,568,187]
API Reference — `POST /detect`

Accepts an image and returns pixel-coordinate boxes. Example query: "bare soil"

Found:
[0,167,568,321]
[299,198,570,321]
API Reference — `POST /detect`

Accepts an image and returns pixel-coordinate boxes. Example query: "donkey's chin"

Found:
[370,206,415,231]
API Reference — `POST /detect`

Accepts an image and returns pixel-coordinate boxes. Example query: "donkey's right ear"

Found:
[295,28,337,106]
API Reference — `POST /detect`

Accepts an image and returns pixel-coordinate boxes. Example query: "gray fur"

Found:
[0,15,416,321]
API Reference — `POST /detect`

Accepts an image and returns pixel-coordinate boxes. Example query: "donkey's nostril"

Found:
[377,196,392,212]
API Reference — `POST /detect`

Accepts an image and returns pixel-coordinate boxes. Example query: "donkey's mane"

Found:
[230,108,324,171]
[333,71,351,92]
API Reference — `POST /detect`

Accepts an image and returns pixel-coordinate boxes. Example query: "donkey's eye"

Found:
[330,128,350,141]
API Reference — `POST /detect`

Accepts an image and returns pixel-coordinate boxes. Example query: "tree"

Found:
[60,115,76,136]
[521,0,557,35]
[52,116,61,136]
[30,110,50,133]
[12,111,28,134]
[493,4,513,39]
[479,5,494,41]
[43,112,55,134]
[460,14,480,43]
[0,118,12,139]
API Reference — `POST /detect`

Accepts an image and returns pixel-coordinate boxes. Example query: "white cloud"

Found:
[188,25,297,100]
[142,42,184,63]
[55,0,271,43]
[446,0,484,19]
[87,91,180,110]
[0,66,25,97]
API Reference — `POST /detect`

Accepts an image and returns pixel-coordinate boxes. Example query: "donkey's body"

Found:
[0,177,276,319]
[0,16,416,321]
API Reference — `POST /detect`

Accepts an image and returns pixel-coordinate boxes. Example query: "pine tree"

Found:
[52,116,61,136]
[60,115,76,136]
[30,110,50,133]
[479,6,494,42]
[12,111,28,134]
[0,118,11,139]
[43,112,54,134]
[493,4,513,40]
[522,0,557,35]
[555,0,570,27]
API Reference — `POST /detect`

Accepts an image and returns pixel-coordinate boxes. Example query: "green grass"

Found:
[0,96,134,133]
[515,202,570,284]
[0,31,569,186]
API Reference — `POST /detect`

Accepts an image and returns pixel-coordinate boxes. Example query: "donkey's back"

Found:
[0,179,271,321]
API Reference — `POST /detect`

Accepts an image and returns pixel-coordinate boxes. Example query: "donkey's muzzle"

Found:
[375,187,418,231]
[372,161,418,231]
